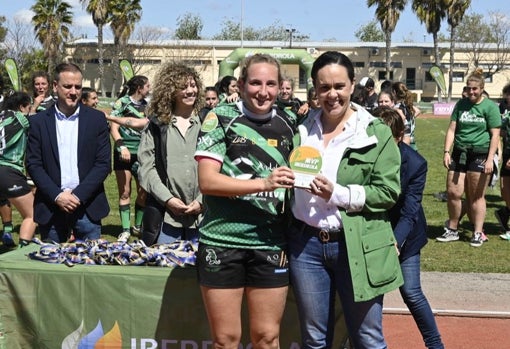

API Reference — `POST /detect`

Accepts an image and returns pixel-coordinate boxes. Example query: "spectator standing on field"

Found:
[217,75,240,104]
[374,106,445,349]
[438,68,501,247]
[495,83,510,240]
[393,81,421,151]
[110,75,150,242]
[80,87,99,108]
[198,86,219,121]
[29,71,55,114]
[0,92,37,248]
[359,77,378,112]
[26,63,111,244]
[137,62,204,245]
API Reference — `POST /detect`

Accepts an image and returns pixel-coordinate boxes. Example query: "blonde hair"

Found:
[238,54,282,85]
[146,61,203,124]
[467,68,485,89]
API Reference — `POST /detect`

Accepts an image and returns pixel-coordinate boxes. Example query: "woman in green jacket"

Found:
[288,51,403,349]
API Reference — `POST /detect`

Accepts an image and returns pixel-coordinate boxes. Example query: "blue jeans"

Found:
[399,253,444,349]
[39,209,101,243]
[157,222,198,244]
[288,225,386,349]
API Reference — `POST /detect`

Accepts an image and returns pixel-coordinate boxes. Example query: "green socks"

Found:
[119,204,131,231]
[134,204,145,228]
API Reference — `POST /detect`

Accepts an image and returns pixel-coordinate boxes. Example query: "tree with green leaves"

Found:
[80,0,110,97]
[110,0,142,96]
[256,20,292,41]
[211,19,305,42]
[212,19,253,41]
[4,17,43,90]
[355,20,385,42]
[0,16,7,55]
[0,16,8,91]
[367,0,408,80]
[455,12,509,82]
[412,0,448,100]
[31,0,73,76]
[174,13,203,40]
[446,0,471,101]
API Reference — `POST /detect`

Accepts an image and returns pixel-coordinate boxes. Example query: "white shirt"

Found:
[292,111,357,230]
[55,105,80,191]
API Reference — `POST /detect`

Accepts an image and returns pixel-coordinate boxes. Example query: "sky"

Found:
[1,0,509,43]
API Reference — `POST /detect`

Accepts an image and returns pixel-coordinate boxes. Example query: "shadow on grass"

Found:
[428,220,503,242]
[101,224,124,239]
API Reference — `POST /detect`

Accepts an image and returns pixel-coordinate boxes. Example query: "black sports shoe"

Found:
[494,207,510,231]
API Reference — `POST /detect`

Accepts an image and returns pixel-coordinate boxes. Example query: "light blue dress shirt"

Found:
[55,105,80,191]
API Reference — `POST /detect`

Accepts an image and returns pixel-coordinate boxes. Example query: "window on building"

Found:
[369,61,402,68]
[353,62,365,68]
[377,71,394,80]
[483,73,493,83]
[298,66,307,89]
[425,72,434,82]
[452,71,464,82]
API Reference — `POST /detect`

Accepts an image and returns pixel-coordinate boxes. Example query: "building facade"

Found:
[65,39,510,102]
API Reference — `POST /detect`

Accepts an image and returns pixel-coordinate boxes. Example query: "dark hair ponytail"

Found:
[119,75,149,98]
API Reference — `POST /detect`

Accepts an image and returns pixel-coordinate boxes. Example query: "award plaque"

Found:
[289,146,322,189]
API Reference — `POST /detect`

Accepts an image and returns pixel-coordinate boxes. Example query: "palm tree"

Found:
[367,0,408,80]
[80,0,110,97]
[412,0,448,101]
[446,0,471,102]
[31,0,73,76]
[110,0,142,96]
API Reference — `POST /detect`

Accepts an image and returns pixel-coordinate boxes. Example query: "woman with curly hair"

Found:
[137,62,204,245]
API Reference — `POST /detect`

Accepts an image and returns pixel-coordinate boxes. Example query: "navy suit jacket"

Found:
[26,105,111,225]
[388,142,428,261]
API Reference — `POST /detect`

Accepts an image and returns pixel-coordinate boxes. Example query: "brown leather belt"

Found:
[293,219,344,243]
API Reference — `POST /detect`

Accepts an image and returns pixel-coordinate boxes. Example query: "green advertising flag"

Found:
[4,58,20,92]
[429,65,446,96]
[119,59,134,82]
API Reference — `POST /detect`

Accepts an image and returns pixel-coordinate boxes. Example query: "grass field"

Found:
[1,116,510,272]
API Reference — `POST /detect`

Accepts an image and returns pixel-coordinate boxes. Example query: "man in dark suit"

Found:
[374,106,445,349]
[26,63,111,243]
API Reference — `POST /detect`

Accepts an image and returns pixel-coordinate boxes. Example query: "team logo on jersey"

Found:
[267,139,278,147]
[113,99,123,109]
[7,184,23,192]
[201,112,218,133]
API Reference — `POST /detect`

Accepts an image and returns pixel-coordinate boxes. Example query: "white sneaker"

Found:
[117,231,131,243]
[499,231,510,240]
[470,232,484,247]
[436,227,459,242]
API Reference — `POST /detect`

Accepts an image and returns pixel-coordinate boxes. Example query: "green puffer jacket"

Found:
[294,104,404,302]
